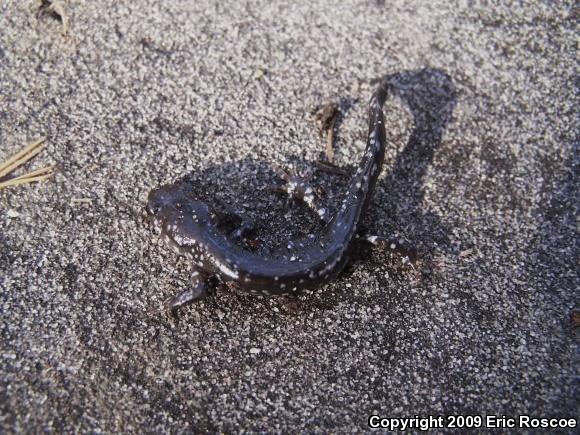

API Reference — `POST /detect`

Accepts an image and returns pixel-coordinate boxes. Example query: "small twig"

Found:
[50,1,69,35]
[313,103,339,163]
[37,0,69,36]
[313,160,348,176]
[325,116,337,163]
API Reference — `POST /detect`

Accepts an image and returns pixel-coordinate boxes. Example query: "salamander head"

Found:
[146,183,211,236]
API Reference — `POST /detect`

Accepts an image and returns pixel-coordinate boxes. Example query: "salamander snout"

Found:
[146,182,212,228]
[146,188,171,217]
[146,183,190,218]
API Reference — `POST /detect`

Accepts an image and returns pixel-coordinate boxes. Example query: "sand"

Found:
[0,1,577,432]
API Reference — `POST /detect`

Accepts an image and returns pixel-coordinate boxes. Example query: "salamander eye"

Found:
[146,199,162,216]
[145,196,165,216]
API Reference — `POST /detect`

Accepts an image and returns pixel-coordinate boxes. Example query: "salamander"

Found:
[146,80,413,313]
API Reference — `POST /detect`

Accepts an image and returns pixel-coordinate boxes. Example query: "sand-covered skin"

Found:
[0,1,577,432]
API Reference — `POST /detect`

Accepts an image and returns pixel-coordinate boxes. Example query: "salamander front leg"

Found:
[163,276,210,317]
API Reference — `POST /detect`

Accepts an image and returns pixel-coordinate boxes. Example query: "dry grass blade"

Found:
[0,172,54,189]
[0,137,46,179]
[0,137,55,189]
[7,164,55,181]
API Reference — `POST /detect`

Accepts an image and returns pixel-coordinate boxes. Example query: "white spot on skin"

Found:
[217,262,239,279]
[390,243,396,250]
[367,235,378,244]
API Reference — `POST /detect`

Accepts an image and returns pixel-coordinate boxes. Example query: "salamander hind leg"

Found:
[269,164,330,222]
[357,234,418,264]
